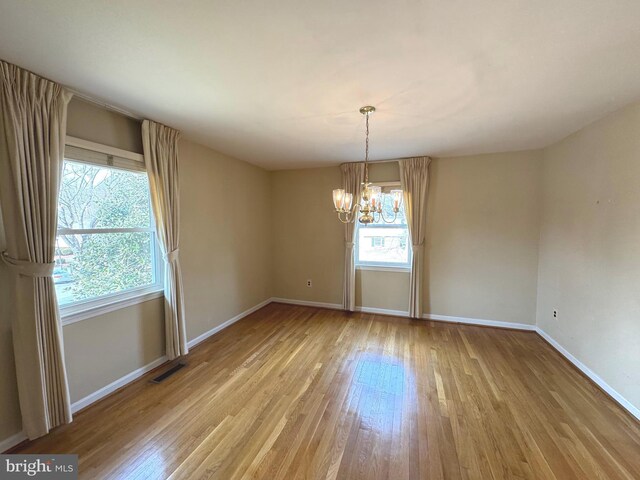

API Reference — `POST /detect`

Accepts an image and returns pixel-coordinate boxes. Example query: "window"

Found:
[355,184,411,270]
[55,143,162,322]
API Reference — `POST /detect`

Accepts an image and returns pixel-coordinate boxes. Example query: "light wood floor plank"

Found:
[13,303,640,479]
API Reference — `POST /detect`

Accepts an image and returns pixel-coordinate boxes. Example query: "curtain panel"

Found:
[340,162,365,311]
[399,156,432,318]
[142,120,188,359]
[0,60,73,439]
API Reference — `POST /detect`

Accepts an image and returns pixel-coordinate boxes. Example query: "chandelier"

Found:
[332,106,403,224]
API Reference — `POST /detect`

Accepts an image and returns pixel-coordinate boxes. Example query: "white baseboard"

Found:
[271,297,535,331]
[4,298,636,452]
[535,327,640,421]
[0,430,28,453]
[71,355,169,414]
[271,297,343,311]
[272,298,408,318]
[73,298,273,414]
[356,305,413,317]
[0,296,275,452]
[274,297,638,419]
[423,313,536,331]
[272,298,404,318]
[187,297,273,349]
[3,355,170,450]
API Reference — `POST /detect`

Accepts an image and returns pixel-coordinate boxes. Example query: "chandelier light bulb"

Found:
[343,192,354,211]
[332,189,345,210]
[391,189,403,211]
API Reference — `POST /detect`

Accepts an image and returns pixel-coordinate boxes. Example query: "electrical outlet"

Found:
[553,309,558,319]
[306,279,312,288]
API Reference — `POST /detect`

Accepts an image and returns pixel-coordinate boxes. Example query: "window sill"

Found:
[60,287,164,326]
[356,265,411,273]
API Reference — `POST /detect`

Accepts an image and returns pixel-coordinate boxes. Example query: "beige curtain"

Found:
[399,157,432,318]
[341,162,365,311]
[0,61,73,439]
[142,120,188,359]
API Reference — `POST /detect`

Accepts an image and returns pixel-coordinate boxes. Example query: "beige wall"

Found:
[1,98,273,446]
[63,300,165,401]
[270,162,413,309]
[356,270,410,312]
[179,140,272,340]
[65,101,272,399]
[427,151,541,323]
[536,101,640,409]
[2,93,638,446]
[67,98,143,154]
[271,167,344,304]
[272,151,542,325]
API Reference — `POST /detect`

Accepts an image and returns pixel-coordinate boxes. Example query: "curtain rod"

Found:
[367,158,403,164]
[338,159,394,167]
[1,58,144,122]
[69,88,181,131]
[339,156,429,167]
[70,88,181,132]
[69,88,144,122]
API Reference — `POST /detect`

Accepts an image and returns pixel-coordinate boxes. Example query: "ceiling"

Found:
[1,1,640,170]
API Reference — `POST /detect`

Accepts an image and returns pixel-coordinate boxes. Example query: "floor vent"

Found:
[151,362,186,383]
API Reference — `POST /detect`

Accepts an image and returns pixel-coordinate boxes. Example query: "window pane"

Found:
[355,190,410,266]
[357,226,409,265]
[379,196,407,225]
[57,160,151,230]
[54,232,155,305]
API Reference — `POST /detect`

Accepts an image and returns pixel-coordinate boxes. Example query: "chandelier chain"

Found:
[364,112,370,183]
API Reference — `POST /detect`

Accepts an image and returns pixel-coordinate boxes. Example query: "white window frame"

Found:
[355,182,412,272]
[58,137,164,326]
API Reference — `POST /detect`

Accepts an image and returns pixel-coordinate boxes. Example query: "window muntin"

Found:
[55,153,161,308]
[355,185,411,269]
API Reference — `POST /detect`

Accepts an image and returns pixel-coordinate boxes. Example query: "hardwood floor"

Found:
[14,303,640,479]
